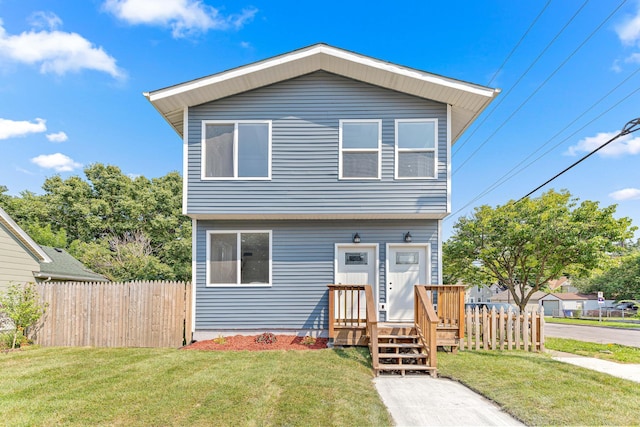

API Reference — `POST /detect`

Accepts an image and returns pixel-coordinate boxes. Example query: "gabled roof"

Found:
[35,246,108,282]
[145,43,500,143]
[541,292,598,301]
[0,206,52,263]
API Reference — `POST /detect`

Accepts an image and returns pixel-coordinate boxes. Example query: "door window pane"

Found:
[345,252,368,265]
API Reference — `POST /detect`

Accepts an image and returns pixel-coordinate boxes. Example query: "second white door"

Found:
[387,245,428,322]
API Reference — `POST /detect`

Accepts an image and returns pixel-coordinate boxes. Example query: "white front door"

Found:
[335,244,377,320]
[387,244,429,322]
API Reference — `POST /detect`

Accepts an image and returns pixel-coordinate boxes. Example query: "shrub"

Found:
[255,332,277,344]
[0,283,47,349]
[301,335,316,346]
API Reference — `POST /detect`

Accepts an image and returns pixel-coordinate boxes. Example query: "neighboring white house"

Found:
[466,283,503,304]
[539,292,611,317]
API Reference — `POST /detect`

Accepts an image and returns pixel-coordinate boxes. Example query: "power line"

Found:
[517,117,640,202]
[454,0,628,175]
[445,65,640,219]
[453,0,589,158]
[486,0,553,87]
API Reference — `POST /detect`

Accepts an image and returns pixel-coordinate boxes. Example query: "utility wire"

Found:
[453,0,589,157]
[486,0,553,87]
[445,65,640,220]
[517,117,640,202]
[454,0,627,175]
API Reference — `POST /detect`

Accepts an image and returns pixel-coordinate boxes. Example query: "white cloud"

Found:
[616,7,640,46]
[566,131,640,158]
[103,0,257,38]
[609,188,640,201]
[0,18,124,78]
[240,41,251,49]
[31,153,82,172]
[0,117,47,140]
[625,52,640,63]
[28,11,63,30]
[46,131,68,142]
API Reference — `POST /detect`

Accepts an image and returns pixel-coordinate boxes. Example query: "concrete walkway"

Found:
[550,351,640,383]
[373,376,524,426]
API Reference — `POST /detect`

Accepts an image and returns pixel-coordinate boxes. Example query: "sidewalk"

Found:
[550,351,640,383]
[373,376,524,426]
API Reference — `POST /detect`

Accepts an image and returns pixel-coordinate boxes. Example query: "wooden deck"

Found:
[327,284,465,376]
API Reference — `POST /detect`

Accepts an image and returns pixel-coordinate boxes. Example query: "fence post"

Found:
[539,306,545,352]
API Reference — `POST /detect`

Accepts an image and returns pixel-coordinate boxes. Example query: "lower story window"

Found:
[207,230,271,286]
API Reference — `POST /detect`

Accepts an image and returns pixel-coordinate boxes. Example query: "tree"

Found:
[0,163,191,281]
[444,190,636,311]
[575,252,640,301]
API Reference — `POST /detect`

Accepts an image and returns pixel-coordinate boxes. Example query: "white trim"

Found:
[191,218,197,333]
[394,118,438,180]
[0,206,52,263]
[200,120,272,181]
[188,212,449,220]
[148,44,497,102]
[205,229,272,287]
[385,242,431,321]
[446,104,452,213]
[338,119,382,180]
[437,220,443,285]
[182,107,189,215]
[334,243,379,320]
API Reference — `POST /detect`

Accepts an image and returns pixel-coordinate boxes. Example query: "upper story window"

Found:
[395,119,437,179]
[202,121,271,180]
[339,120,381,179]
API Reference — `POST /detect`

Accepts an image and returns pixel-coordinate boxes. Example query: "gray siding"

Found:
[195,219,439,332]
[187,71,448,216]
[0,223,39,290]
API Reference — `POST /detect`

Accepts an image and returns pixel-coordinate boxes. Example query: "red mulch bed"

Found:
[182,335,329,351]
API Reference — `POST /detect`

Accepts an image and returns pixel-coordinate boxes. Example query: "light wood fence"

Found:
[35,281,192,348]
[460,306,544,352]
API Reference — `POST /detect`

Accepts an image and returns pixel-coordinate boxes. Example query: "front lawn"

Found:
[438,350,639,426]
[545,337,640,363]
[545,316,640,328]
[0,347,392,426]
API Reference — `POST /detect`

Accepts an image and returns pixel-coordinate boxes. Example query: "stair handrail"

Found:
[363,285,378,370]
[419,284,466,340]
[414,285,438,369]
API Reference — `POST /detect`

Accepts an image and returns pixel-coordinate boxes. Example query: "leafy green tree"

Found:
[1,164,191,282]
[575,252,640,301]
[0,283,47,349]
[444,190,636,311]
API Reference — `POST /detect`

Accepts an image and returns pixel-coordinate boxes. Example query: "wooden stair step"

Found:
[378,334,418,340]
[378,343,422,348]
[379,353,428,359]
[376,364,435,371]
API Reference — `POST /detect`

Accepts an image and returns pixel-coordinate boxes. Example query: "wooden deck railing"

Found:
[414,286,438,369]
[327,284,369,346]
[419,285,465,339]
[364,285,378,370]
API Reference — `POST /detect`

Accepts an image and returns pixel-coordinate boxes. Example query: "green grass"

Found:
[546,337,640,363]
[438,350,639,426]
[0,346,392,426]
[545,316,640,329]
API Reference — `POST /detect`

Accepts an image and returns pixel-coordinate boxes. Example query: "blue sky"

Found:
[1,0,639,239]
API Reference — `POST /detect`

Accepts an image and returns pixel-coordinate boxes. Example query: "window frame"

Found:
[205,230,273,287]
[394,118,438,180]
[338,119,382,180]
[201,120,272,181]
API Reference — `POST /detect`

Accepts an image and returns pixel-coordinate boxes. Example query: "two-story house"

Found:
[146,44,499,341]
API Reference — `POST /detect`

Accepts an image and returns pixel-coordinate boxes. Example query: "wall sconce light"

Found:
[404,232,412,243]
[353,233,361,244]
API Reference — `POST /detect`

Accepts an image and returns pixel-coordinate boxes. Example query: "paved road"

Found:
[545,323,640,347]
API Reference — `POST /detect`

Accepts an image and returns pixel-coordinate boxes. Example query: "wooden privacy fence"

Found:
[35,281,192,348]
[461,306,544,352]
